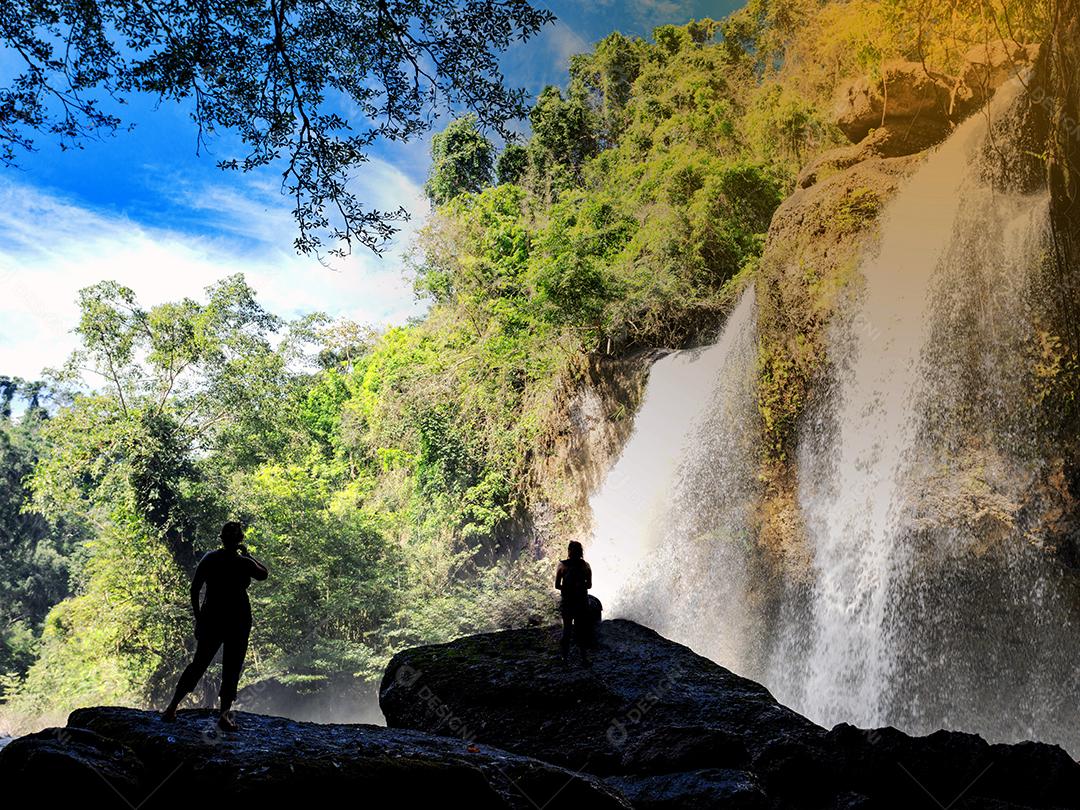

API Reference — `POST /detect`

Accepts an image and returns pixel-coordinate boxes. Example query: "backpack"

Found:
[561,558,589,602]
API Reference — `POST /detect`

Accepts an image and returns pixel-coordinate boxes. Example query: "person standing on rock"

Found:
[555,540,593,665]
[162,521,268,731]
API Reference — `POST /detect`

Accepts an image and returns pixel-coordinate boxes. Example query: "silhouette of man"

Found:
[555,540,593,665]
[162,522,268,731]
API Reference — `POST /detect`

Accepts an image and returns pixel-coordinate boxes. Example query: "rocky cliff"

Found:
[380,619,1080,809]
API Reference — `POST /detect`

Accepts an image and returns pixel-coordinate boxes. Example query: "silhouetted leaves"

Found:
[0,0,554,255]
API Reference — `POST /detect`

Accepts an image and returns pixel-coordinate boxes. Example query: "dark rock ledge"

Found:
[380,619,1080,809]
[3,619,1078,809]
[0,706,628,808]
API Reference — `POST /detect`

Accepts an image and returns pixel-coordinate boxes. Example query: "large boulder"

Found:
[0,725,143,805]
[381,619,1080,809]
[381,619,841,805]
[955,40,1042,113]
[381,619,824,770]
[826,724,1080,810]
[833,61,956,145]
[0,706,629,809]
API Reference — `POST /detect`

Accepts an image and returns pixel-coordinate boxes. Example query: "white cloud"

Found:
[544,20,593,67]
[501,17,592,99]
[0,161,430,380]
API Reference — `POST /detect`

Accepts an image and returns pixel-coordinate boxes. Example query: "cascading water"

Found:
[767,75,1080,749]
[587,287,762,671]
[589,76,1080,754]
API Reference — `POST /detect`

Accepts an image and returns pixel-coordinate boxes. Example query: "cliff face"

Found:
[1039,0,1080,564]
[750,41,1079,571]
[1046,0,1080,262]
[523,351,653,555]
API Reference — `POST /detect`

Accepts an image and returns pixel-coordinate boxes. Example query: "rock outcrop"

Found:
[0,706,629,809]
[832,61,955,146]
[956,40,1042,113]
[830,44,1040,152]
[381,619,1080,809]
[4,620,1077,808]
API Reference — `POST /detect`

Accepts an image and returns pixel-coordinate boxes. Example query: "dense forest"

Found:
[0,0,1059,728]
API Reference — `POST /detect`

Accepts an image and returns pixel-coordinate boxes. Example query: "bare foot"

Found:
[161,706,178,722]
[217,713,238,732]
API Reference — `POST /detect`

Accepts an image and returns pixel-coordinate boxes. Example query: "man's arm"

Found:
[190,556,208,618]
[239,546,269,581]
[555,561,565,591]
[584,562,592,590]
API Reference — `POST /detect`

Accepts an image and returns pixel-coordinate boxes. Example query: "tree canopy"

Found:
[0,0,554,255]
[424,114,495,205]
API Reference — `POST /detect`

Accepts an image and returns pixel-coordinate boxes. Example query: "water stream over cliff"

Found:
[588,78,1080,753]
[588,287,761,670]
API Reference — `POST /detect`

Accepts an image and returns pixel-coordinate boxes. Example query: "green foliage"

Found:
[425,115,496,205]
[834,187,882,233]
[528,86,599,186]
[0,387,80,685]
[235,462,398,685]
[569,32,647,146]
[726,0,1048,105]
[496,144,530,186]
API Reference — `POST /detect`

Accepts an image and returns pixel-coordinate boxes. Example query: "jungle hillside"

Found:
[0,0,1066,730]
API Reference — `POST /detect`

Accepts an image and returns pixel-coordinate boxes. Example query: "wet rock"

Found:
[382,619,845,805]
[381,619,825,777]
[6,620,1078,809]
[955,40,1042,113]
[381,619,1080,809]
[798,121,944,189]
[605,768,767,810]
[0,706,629,809]
[0,725,143,805]
[833,61,956,145]
[825,723,1080,810]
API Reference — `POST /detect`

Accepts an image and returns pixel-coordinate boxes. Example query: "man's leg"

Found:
[574,611,591,665]
[217,622,250,730]
[163,626,222,720]
[559,610,573,659]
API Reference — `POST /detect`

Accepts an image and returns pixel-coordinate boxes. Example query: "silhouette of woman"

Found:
[162,522,268,731]
[555,540,593,665]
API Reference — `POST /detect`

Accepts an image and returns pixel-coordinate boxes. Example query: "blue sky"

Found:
[0,0,739,380]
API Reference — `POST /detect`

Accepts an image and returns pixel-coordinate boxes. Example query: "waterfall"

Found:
[587,286,761,671]
[589,75,1080,754]
[768,75,1080,751]
[766,85,1036,727]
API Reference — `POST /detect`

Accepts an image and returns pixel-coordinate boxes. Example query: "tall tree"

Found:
[425,114,495,204]
[527,86,598,184]
[0,382,77,680]
[32,275,289,570]
[0,0,554,255]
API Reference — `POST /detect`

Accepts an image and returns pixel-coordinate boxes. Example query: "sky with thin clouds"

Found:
[0,0,738,381]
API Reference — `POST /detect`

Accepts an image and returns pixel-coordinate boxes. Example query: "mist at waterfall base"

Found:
[586,78,1080,755]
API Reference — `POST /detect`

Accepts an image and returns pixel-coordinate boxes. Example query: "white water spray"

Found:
[588,287,760,668]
